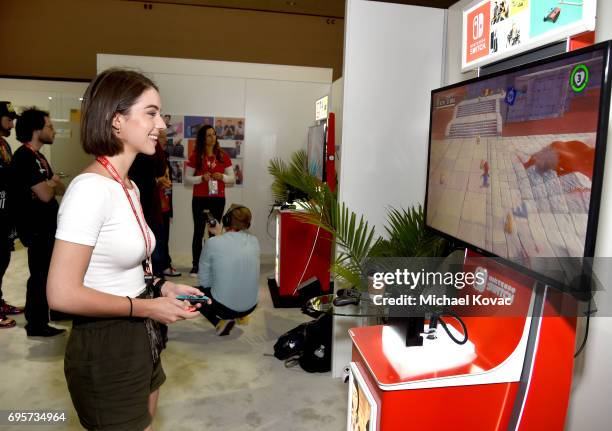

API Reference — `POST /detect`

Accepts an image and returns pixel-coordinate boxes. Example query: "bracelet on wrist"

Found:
[126,296,133,317]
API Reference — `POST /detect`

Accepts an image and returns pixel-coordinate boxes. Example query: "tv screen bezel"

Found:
[424,40,612,291]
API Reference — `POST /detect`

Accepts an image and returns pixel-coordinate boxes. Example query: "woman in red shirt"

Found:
[185,125,234,276]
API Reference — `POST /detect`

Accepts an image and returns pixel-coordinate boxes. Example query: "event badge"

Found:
[208,179,219,195]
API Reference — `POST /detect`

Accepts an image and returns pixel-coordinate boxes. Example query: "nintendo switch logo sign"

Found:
[472,266,516,303]
[473,13,484,39]
[466,3,490,64]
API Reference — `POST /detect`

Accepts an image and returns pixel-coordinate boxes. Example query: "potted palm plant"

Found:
[268,151,447,292]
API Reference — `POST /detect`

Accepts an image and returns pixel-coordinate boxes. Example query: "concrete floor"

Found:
[0,247,347,430]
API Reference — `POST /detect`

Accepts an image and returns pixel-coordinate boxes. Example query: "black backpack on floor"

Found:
[298,313,332,373]
[273,322,308,361]
[273,313,332,373]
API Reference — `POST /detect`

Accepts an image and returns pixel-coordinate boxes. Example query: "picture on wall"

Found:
[491,0,509,25]
[220,140,243,159]
[530,0,584,38]
[169,160,184,184]
[163,114,184,139]
[168,138,186,159]
[347,363,378,431]
[221,145,237,159]
[184,116,214,138]
[235,140,243,158]
[215,117,245,140]
[490,27,499,53]
[488,0,530,55]
[162,114,186,160]
[504,19,522,49]
[509,0,528,16]
[163,114,246,187]
[232,160,244,186]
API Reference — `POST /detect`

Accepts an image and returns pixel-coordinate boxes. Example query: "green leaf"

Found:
[268,151,446,292]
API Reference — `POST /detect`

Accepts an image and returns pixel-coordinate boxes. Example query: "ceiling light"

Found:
[48,96,53,100]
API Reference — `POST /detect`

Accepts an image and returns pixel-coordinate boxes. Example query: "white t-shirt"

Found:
[55,173,156,298]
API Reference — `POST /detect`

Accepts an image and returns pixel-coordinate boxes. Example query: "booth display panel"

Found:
[348,250,577,430]
[268,209,332,307]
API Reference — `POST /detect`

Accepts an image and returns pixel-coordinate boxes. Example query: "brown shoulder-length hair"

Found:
[194,124,225,171]
[81,68,158,156]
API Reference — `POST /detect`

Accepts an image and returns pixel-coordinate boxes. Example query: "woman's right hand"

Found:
[138,297,201,324]
[201,172,211,182]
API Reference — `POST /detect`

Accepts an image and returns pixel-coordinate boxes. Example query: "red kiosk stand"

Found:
[348,250,578,430]
[267,208,333,307]
[267,114,337,307]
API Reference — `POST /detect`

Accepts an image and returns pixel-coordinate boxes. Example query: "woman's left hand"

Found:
[161,281,211,305]
[212,172,224,181]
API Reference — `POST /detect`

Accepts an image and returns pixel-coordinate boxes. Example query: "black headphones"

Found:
[222,204,250,229]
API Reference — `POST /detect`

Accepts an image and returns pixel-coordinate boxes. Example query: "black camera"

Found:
[203,210,217,227]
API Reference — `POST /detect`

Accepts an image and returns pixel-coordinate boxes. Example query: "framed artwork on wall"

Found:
[162,113,246,187]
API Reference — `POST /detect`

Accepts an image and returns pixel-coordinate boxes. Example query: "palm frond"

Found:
[268,151,447,292]
[268,150,318,203]
[331,262,363,290]
[289,181,380,289]
[381,205,446,257]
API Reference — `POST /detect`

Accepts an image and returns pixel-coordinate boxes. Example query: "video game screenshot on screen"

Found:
[426,48,606,284]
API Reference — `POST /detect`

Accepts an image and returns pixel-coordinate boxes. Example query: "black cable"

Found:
[574,298,592,358]
[435,310,469,345]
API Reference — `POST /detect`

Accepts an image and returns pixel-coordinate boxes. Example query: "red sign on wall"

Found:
[466,2,490,64]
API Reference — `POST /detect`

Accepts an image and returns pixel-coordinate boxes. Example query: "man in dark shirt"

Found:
[12,108,65,337]
[0,101,23,329]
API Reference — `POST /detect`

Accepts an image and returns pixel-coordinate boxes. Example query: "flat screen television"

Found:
[425,41,612,291]
[308,123,326,181]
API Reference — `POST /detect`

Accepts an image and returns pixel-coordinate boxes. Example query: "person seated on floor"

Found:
[198,204,260,336]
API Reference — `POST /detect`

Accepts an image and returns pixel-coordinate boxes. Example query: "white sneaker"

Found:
[163,267,182,277]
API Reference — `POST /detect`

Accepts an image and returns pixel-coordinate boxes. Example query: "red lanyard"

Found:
[205,155,217,172]
[23,143,50,177]
[96,156,153,276]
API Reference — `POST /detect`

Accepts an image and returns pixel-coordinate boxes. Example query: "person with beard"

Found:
[12,108,66,336]
[0,101,24,329]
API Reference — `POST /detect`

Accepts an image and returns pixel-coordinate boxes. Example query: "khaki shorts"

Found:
[65,317,166,431]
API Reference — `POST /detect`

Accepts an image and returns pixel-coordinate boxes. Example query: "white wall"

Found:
[332,0,446,377]
[444,1,612,429]
[339,0,446,233]
[97,55,332,261]
[0,78,88,163]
